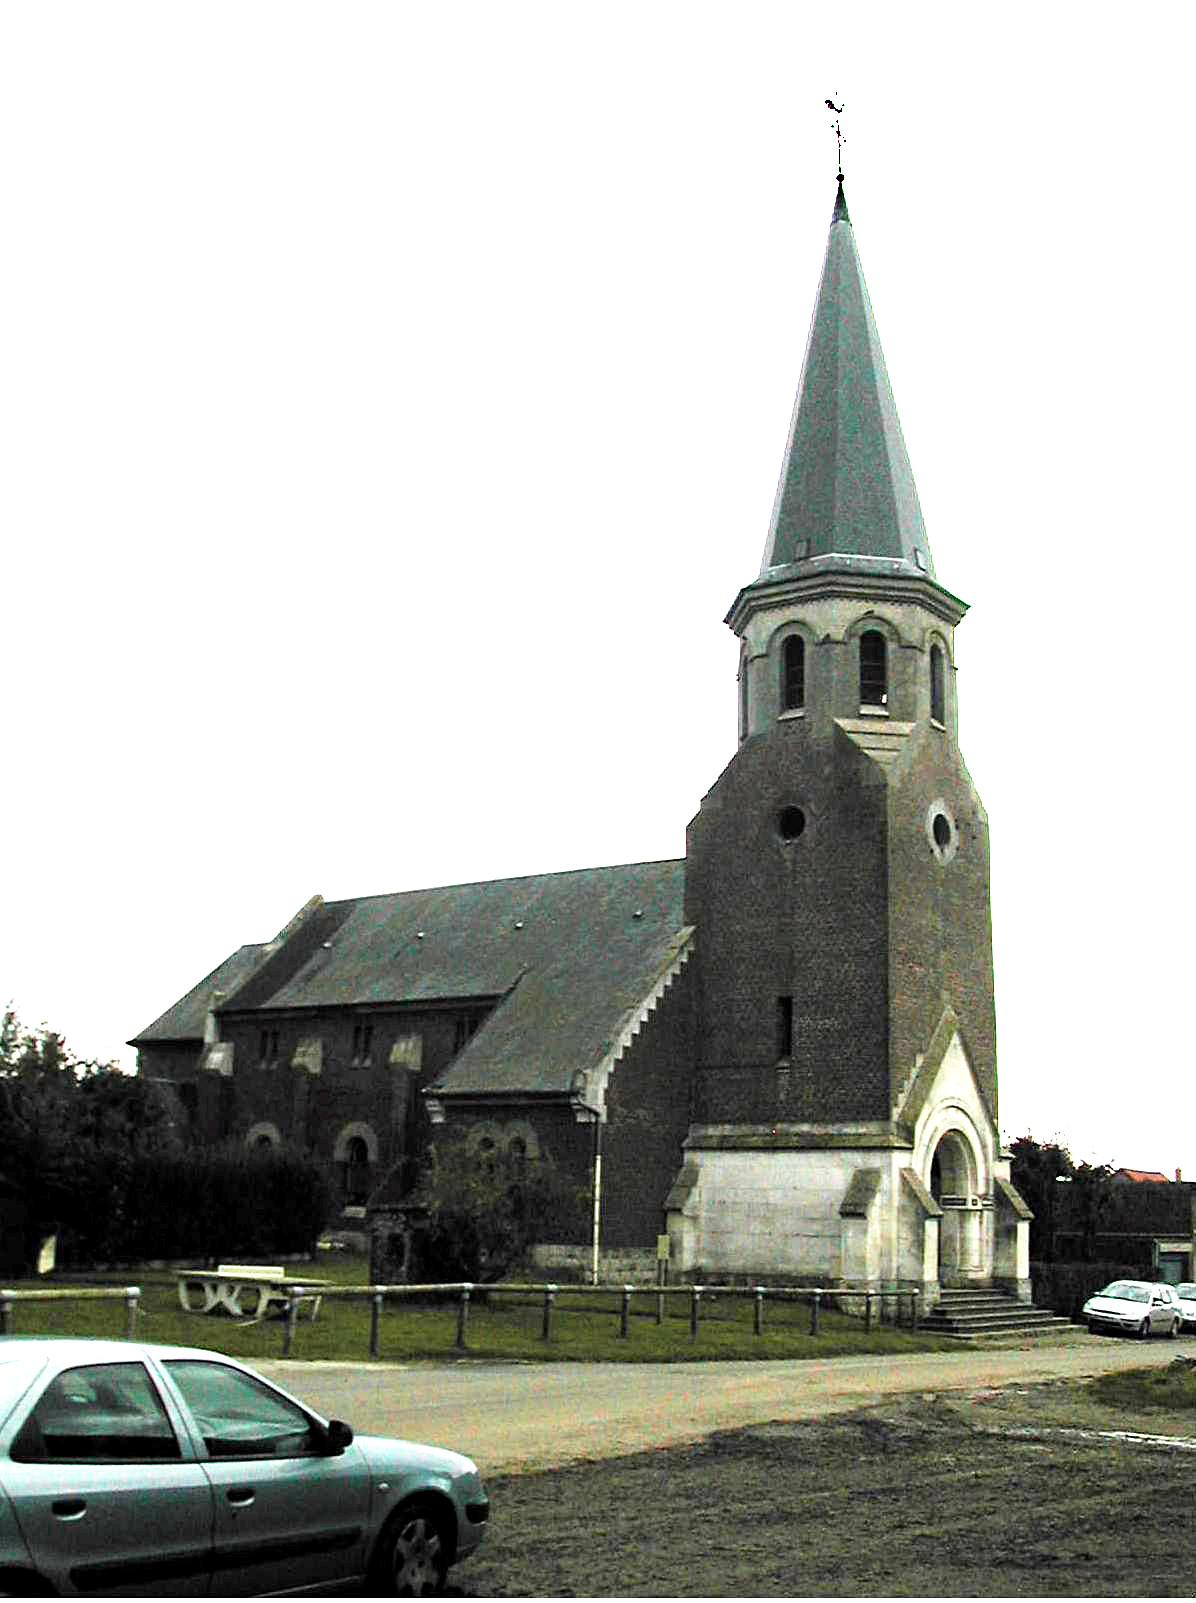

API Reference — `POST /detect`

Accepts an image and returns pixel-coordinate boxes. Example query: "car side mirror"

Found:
[321,1419,354,1455]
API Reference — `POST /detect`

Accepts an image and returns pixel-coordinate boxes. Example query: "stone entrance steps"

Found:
[920,1287,1075,1340]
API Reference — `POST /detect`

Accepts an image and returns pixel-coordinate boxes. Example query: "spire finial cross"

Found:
[825,96,845,182]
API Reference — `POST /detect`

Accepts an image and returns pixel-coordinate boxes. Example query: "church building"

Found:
[132,180,1030,1306]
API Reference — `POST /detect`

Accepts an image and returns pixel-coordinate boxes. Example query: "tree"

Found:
[1008,1135,1075,1262]
[1008,1135,1115,1262]
[410,1141,582,1282]
[0,1006,178,1266]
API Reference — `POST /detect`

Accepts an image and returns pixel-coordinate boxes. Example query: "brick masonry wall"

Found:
[144,1005,500,1210]
[685,717,892,1124]
[886,723,996,1117]
[216,1007,473,1172]
[600,961,697,1248]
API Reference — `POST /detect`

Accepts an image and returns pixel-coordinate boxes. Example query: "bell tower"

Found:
[670,181,1026,1304]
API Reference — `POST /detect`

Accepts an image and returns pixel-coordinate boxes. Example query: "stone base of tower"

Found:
[666,1117,1031,1313]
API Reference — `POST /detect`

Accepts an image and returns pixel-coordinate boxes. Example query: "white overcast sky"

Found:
[2,3,1192,1174]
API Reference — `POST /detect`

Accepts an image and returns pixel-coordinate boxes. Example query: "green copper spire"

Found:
[760,182,934,581]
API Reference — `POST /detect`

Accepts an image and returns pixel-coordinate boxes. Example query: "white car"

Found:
[1175,1283,1196,1330]
[0,1337,489,1596]
[1082,1279,1183,1339]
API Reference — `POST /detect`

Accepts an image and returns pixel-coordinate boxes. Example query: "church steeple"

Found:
[679,163,1001,1307]
[760,181,935,583]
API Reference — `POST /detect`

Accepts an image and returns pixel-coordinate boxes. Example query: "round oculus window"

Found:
[926,800,958,863]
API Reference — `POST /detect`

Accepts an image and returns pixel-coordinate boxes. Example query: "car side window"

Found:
[11,1362,180,1463]
[165,1360,321,1459]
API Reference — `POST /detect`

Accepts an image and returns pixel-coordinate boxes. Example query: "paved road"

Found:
[259,1332,1196,1475]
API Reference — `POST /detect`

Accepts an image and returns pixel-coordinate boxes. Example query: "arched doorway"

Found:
[929,1129,981,1285]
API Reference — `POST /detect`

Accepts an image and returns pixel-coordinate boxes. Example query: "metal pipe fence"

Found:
[0,1280,919,1359]
[274,1280,921,1358]
[0,1286,141,1340]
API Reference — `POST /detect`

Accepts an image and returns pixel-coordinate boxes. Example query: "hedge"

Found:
[1031,1260,1154,1323]
[58,1146,330,1266]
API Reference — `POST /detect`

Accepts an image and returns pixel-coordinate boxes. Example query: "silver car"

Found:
[1175,1283,1196,1330]
[1082,1279,1184,1339]
[0,1337,488,1596]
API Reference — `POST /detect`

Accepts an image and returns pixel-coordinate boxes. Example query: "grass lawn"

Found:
[1,1254,957,1364]
[1087,1360,1196,1412]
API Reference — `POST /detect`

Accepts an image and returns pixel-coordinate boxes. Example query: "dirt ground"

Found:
[449,1373,1196,1597]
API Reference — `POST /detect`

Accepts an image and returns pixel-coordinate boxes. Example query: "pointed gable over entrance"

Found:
[762,181,934,582]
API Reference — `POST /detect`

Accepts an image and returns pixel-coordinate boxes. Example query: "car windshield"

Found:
[1177,1285,1196,1299]
[1101,1282,1148,1302]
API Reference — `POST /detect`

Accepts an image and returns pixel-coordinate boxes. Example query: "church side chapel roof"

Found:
[133,860,689,1100]
[759,180,936,585]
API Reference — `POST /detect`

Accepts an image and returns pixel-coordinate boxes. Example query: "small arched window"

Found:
[781,635,805,713]
[859,631,887,707]
[929,644,945,724]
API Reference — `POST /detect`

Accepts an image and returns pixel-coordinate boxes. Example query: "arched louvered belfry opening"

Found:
[930,643,945,724]
[781,634,805,713]
[859,629,887,707]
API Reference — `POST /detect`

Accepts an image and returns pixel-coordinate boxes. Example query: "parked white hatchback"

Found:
[1082,1279,1183,1339]
[0,1337,489,1596]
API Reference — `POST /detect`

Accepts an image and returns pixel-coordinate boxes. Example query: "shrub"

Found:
[1031,1259,1151,1322]
[409,1142,583,1283]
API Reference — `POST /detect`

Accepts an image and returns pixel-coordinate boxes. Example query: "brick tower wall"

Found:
[684,719,893,1125]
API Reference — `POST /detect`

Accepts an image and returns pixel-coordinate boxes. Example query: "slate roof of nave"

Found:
[132,859,689,1099]
[132,943,269,1047]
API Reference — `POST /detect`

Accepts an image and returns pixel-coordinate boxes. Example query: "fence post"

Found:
[809,1290,820,1336]
[541,1285,556,1341]
[124,1288,140,1341]
[0,1295,12,1336]
[690,1286,702,1339]
[369,1292,384,1359]
[619,1286,632,1339]
[754,1287,765,1337]
[865,1291,874,1334]
[909,1290,919,1332]
[282,1295,299,1357]
[455,1286,472,1351]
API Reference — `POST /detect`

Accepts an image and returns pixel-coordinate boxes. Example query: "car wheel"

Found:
[374,1497,451,1596]
[1138,1317,1151,1339]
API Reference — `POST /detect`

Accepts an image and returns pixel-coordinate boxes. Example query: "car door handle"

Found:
[226,1487,256,1507]
[52,1499,87,1520]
